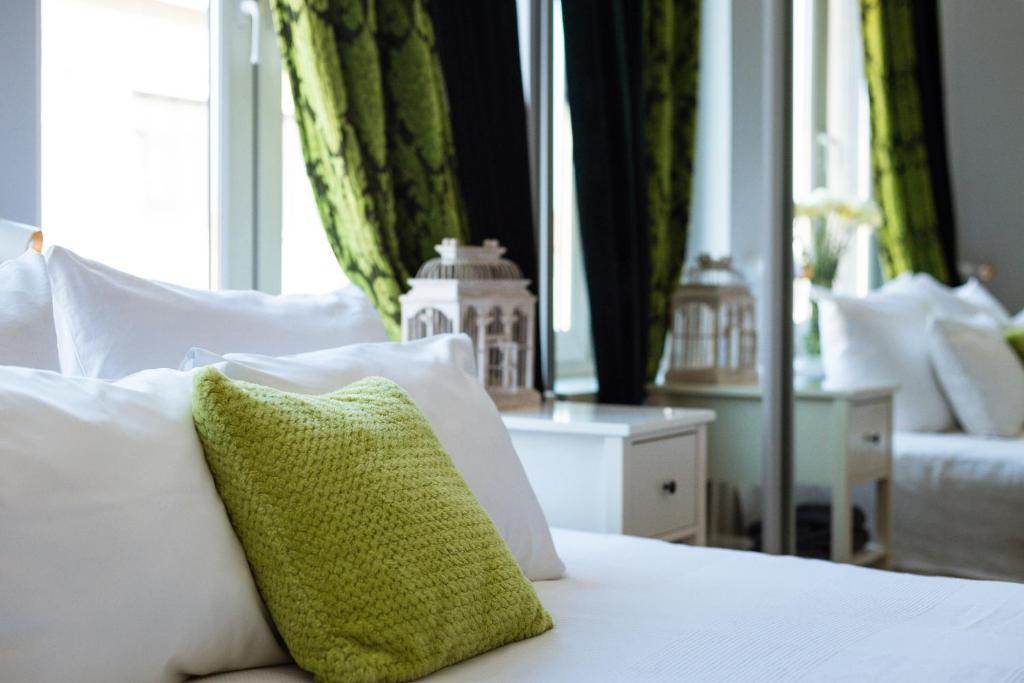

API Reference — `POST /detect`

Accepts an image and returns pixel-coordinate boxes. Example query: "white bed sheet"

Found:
[892,431,1024,582]
[194,529,1024,682]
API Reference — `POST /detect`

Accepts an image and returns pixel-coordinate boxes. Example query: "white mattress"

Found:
[892,431,1024,582]
[194,528,1024,682]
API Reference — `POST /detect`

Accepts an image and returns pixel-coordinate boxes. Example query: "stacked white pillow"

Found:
[182,334,566,582]
[955,277,1011,324]
[2,336,566,681]
[816,288,955,432]
[45,246,389,379]
[0,250,60,371]
[0,366,289,682]
[927,316,1024,437]
[817,272,1023,436]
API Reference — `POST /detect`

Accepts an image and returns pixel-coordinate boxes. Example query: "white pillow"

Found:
[182,334,566,581]
[816,289,956,432]
[880,272,993,321]
[954,277,1010,324]
[927,316,1024,437]
[0,366,288,682]
[0,251,60,370]
[46,246,388,379]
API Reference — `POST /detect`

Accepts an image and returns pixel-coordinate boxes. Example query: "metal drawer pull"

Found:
[662,480,677,494]
[863,433,882,445]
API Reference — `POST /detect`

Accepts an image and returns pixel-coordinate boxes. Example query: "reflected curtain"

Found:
[563,0,700,404]
[428,0,541,390]
[428,0,536,285]
[271,0,469,337]
[861,0,958,283]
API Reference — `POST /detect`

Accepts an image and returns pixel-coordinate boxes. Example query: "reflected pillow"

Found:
[816,288,955,432]
[928,317,1024,437]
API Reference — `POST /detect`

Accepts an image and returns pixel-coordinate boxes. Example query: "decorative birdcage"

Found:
[663,254,757,385]
[400,238,541,410]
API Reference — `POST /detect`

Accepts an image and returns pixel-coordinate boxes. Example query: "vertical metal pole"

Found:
[761,0,794,556]
[810,0,829,189]
[529,0,556,394]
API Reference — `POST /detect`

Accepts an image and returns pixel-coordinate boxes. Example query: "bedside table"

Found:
[648,382,895,567]
[502,401,715,544]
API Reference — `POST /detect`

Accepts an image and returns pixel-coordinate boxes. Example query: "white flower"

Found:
[794,189,882,228]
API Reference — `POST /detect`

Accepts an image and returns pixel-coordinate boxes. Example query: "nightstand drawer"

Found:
[623,433,698,537]
[848,400,890,481]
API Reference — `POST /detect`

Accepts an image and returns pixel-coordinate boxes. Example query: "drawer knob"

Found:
[662,480,677,495]
[863,433,882,445]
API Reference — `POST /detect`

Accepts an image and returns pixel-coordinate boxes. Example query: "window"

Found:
[551,0,596,391]
[42,0,212,288]
[42,0,349,295]
[279,70,348,294]
[515,0,597,394]
[791,0,874,329]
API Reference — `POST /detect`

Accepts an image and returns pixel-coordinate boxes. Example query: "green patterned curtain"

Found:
[861,0,951,282]
[271,0,469,337]
[644,0,701,380]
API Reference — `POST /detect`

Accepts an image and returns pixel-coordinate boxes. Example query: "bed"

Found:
[891,431,1024,582]
[195,528,1024,682]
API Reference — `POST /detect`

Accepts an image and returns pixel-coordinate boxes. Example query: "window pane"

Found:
[552,0,596,388]
[42,0,211,288]
[280,71,349,294]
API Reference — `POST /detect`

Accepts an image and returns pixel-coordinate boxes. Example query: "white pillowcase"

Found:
[816,289,956,432]
[927,316,1024,437]
[0,366,288,683]
[46,246,388,379]
[182,334,566,581]
[0,251,60,371]
[954,277,1010,324]
[880,272,993,321]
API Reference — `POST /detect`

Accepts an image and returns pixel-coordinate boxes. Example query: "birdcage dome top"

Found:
[682,254,749,288]
[415,238,524,280]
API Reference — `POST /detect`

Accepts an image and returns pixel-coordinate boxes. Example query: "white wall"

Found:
[940,0,1024,313]
[0,0,41,226]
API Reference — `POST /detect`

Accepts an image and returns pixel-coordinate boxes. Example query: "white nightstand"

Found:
[648,382,895,567]
[502,401,715,544]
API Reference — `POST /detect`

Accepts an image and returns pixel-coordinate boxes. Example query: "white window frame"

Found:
[211,0,282,292]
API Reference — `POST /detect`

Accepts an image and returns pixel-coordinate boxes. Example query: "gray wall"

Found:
[0,0,41,226]
[940,0,1024,313]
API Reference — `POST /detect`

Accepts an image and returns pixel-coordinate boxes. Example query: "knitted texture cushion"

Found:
[1007,328,1024,362]
[191,369,552,683]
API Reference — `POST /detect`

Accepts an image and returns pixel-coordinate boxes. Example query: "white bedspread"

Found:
[892,431,1024,582]
[195,529,1024,682]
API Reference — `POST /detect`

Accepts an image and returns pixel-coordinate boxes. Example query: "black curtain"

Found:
[911,0,959,284]
[428,0,537,287]
[562,0,649,404]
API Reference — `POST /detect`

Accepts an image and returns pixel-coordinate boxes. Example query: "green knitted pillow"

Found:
[191,369,552,683]
[1007,328,1024,362]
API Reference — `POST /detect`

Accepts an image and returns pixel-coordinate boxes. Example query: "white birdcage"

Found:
[400,238,541,410]
[663,254,757,385]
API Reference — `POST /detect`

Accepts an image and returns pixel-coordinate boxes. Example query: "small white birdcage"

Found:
[400,238,541,410]
[663,254,757,385]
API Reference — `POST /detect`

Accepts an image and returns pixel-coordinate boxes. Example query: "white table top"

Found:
[501,400,715,437]
[649,381,898,402]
